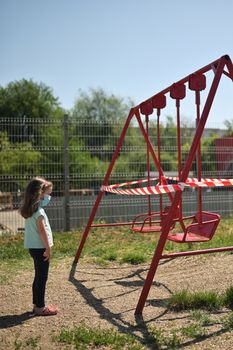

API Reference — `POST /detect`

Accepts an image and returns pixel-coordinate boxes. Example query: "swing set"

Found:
[74,54,233,315]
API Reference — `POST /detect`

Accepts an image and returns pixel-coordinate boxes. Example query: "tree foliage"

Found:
[0,132,42,191]
[0,79,65,191]
[0,79,64,143]
[71,88,133,159]
[224,119,233,136]
[72,88,132,123]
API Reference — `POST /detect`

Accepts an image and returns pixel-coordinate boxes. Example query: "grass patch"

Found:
[168,290,221,311]
[189,310,215,326]
[148,326,181,349]
[54,324,143,350]
[223,311,233,329]
[223,286,233,310]
[13,336,41,350]
[121,251,146,264]
[181,323,206,339]
[0,233,32,282]
[0,274,9,284]
[53,316,233,350]
[0,234,27,260]
[25,336,41,348]
[168,286,233,312]
[103,249,118,261]
[1,217,233,274]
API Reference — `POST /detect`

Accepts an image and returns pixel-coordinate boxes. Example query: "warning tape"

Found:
[101,183,184,195]
[101,177,233,195]
[104,176,159,189]
[166,177,233,187]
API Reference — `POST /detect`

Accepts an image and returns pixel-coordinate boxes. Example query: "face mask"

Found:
[40,194,51,207]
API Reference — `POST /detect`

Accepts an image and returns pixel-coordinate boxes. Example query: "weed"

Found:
[25,336,41,348]
[223,312,233,329]
[147,327,163,348]
[168,290,221,311]
[121,251,146,265]
[223,286,233,310]
[0,234,27,260]
[54,324,143,349]
[189,310,213,326]
[0,274,9,284]
[103,250,117,261]
[181,323,206,339]
[14,339,23,350]
[148,327,181,349]
[92,257,109,266]
[165,330,181,349]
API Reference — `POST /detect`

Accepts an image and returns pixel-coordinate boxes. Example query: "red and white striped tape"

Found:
[101,183,184,195]
[166,177,233,187]
[105,176,159,189]
[101,176,233,195]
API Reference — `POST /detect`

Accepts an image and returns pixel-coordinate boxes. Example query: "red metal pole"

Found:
[196,90,203,219]
[161,246,233,259]
[135,110,174,203]
[175,99,186,231]
[135,56,226,315]
[224,55,233,80]
[180,56,225,183]
[146,115,152,220]
[157,112,163,217]
[74,108,136,263]
[135,56,226,111]
[176,99,182,179]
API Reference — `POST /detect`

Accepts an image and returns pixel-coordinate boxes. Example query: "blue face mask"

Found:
[40,194,51,207]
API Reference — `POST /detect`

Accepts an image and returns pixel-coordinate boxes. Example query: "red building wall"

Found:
[215,137,233,176]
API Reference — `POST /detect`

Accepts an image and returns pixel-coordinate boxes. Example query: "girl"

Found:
[19,176,58,316]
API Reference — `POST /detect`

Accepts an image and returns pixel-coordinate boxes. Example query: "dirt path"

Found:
[1,253,233,349]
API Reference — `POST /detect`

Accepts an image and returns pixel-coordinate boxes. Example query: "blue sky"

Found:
[1,0,233,128]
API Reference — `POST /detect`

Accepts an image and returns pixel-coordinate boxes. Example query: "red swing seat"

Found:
[131,211,162,232]
[131,206,179,233]
[167,211,221,243]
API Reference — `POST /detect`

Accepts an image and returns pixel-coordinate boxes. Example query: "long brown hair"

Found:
[19,177,53,219]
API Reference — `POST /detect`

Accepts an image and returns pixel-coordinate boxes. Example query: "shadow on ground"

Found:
[0,311,35,329]
[69,262,231,349]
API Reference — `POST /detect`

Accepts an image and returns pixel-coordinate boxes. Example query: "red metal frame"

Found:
[74,55,233,315]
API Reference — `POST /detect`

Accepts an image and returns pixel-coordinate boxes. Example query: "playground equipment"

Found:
[74,54,233,315]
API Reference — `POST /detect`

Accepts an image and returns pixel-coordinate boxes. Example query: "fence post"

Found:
[63,114,70,231]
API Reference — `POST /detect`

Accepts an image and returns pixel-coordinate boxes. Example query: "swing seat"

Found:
[167,211,221,243]
[131,206,179,233]
[131,211,162,232]
[133,225,162,233]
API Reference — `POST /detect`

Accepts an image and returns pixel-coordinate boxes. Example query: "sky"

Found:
[1,0,233,129]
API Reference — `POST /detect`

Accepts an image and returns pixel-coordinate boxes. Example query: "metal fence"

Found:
[0,115,232,234]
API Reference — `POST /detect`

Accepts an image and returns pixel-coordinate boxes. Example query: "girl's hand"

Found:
[43,247,51,261]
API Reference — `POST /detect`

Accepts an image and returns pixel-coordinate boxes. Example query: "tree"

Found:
[0,131,42,192]
[68,135,108,189]
[224,119,233,136]
[0,79,64,144]
[71,88,133,160]
[0,79,66,192]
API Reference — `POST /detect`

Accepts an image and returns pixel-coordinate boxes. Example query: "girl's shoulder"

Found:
[33,207,46,219]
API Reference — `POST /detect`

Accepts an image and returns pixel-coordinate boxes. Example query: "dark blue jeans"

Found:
[29,249,49,308]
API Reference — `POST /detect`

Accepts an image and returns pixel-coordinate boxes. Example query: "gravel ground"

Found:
[1,253,233,349]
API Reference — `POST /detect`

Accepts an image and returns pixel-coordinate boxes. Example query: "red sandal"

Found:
[34,304,58,316]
